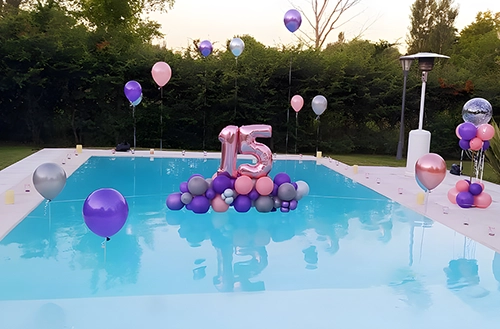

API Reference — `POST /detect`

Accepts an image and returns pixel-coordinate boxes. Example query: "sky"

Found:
[150,0,500,53]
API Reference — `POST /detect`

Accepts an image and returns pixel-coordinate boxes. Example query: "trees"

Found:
[295,0,361,49]
[406,0,458,54]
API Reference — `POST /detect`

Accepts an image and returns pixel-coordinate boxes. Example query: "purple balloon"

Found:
[456,191,474,208]
[469,183,483,196]
[458,122,477,140]
[284,9,302,33]
[179,181,189,193]
[230,178,236,189]
[280,207,290,213]
[166,192,184,211]
[199,40,213,57]
[274,172,291,186]
[289,199,298,210]
[83,188,129,238]
[292,182,298,190]
[248,188,260,201]
[212,175,232,194]
[124,80,142,103]
[458,139,470,150]
[282,201,290,208]
[483,140,490,150]
[233,195,252,213]
[205,187,216,200]
[190,195,210,214]
[272,183,279,196]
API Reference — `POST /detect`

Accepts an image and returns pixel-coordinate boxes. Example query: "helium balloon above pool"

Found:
[166,124,310,214]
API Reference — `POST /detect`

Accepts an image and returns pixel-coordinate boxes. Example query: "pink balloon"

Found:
[211,195,229,212]
[455,179,470,192]
[469,137,483,151]
[455,124,462,139]
[291,95,304,113]
[447,187,459,204]
[238,124,273,178]
[218,125,240,178]
[151,61,172,87]
[415,153,447,191]
[474,192,492,208]
[235,175,254,195]
[476,124,495,141]
[255,176,274,195]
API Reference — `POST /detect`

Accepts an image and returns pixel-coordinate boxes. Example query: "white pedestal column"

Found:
[405,129,431,176]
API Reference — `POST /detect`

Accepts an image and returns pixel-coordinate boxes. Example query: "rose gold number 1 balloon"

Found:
[238,124,272,178]
[218,125,239,177]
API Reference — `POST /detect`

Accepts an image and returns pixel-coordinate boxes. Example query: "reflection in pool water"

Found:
[0,156,499,328]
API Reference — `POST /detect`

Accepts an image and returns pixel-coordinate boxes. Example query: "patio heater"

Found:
[401,52,450,176]
[396,57,414,160]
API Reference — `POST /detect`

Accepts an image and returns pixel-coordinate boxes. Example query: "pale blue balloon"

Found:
[229,38,245,57]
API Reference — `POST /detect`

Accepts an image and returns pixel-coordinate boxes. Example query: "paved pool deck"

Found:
[0,148,499,253]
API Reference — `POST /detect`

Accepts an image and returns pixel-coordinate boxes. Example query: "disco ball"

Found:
[462,98,492,126]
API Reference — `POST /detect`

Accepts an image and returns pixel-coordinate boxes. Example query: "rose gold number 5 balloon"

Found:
[218,125,239,177]
[238,125,272,178]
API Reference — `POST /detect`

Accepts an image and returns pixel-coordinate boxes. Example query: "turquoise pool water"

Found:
[0,156,499,329]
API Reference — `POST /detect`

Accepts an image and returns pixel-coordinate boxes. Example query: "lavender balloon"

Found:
[124,80,142,103]
[284,9,302,33]
[199,40,213,57]
[83,188,129,238]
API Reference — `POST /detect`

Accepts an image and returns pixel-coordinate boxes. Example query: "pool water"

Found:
[0,156,499,329]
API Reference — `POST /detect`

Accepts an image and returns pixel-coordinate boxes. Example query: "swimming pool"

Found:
[0,156,499,329]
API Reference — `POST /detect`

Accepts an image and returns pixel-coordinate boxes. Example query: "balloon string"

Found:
[295,112,298,154]
[424,190,429,214]
[234,57,238,118]
[101,237,109,266]
[316,118,320,154]
[286,52,293,155]
[133,105,136,151]
[160,87,163,151]
[203,63,207,150]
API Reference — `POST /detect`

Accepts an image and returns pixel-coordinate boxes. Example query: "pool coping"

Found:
[1,148,499,253]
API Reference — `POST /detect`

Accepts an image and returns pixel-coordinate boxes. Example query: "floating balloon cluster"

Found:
[447,179,492,209]
[166,124,310,214]
[456,97,494,151]
[448,97,495,209]
[166,172,309,214]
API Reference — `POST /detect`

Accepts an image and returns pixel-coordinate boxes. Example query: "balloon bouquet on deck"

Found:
[166,124,310,214]
[448,98,494,209]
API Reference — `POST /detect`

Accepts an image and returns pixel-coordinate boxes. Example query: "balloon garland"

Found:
[166,124,310,214]
[449,98,494,209]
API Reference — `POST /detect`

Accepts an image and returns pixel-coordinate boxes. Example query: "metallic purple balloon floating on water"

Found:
[199,40,213,57]
[284,9,302,33]
[83,188,129,238]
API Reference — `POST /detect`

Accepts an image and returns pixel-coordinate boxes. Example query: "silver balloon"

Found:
[32,163,67,200]
[181,192,193,205]
[277,183,297,201]
[255,196,274,212]
[295,180,310,200]
[229,38,245,57]
[312,95,327,116]
[187,176,208,196]
[273,196,282,209]
[462,98,492,126]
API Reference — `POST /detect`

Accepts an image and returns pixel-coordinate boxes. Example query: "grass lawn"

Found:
[0,145,39,170]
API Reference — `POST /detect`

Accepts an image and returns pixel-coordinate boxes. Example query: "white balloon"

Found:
[229,38,245,57]
[312,95,327,116]
[295,180,310,200]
